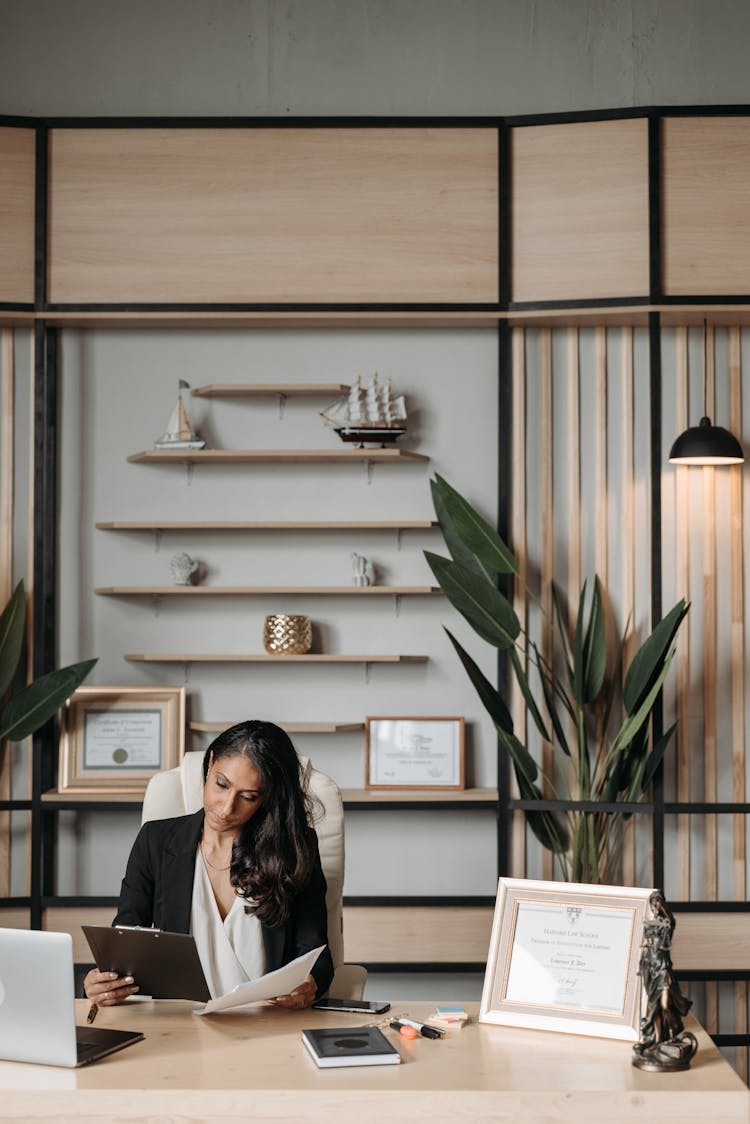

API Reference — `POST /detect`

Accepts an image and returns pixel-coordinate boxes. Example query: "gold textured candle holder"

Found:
[263,614,312,655]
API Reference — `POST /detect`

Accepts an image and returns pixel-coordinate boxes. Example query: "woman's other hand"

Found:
[271,973,317,1009]
[83,968,139,1005]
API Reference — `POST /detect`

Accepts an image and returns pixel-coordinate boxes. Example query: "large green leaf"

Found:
[425,552,520,649]
[0,658,97,742]
[509,647,550,743]
[639,722,679,793]
[623,599,688,714]
[531,642,571,756]
[430,478,492,581]
[444,628,514,735]
[572,579,587,706]
[0,581,26,700]
[582,578,606,703]
[603,650,676,771]
[431,475,518,575]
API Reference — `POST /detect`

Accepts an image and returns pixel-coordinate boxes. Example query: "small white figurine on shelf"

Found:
[155,380,206,450]
[170,552,199,586]
[351,552,374,587]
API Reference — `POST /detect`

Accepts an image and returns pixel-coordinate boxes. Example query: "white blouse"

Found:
[190,848,266,998]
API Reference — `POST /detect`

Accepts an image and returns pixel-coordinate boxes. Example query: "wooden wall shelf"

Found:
[40,785,496,808]
[191,383,349,398]
[342,787,498,805]
[126,448,429,464]
[97,585,440,597]
[189,721,364,734]
[96,520,438,532]
[125,653,428,664]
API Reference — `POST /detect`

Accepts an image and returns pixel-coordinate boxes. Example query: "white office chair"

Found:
[141,750,367,1000]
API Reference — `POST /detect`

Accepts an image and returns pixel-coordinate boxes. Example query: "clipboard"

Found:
[82,924,211,1002]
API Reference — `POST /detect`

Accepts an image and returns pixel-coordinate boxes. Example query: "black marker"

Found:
[390,1017,444,1039]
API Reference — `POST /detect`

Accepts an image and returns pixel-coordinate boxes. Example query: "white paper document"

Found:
[194,945,325,1015]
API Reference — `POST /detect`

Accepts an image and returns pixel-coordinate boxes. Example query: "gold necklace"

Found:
[200,842,231,872]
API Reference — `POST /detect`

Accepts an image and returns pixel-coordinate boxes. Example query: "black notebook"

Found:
[301,1025,401,1068]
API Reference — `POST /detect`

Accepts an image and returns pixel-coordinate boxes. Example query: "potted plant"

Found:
[0,581,96,743]
[424,475,688,884]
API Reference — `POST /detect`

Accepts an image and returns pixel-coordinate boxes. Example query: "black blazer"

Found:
[113,809,334,996]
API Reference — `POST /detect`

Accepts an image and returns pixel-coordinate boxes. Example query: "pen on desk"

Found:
[390,1017,444,1040]
[86,1003,98,1024]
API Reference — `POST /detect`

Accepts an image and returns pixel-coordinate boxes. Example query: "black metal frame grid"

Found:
[0,111,748,1042]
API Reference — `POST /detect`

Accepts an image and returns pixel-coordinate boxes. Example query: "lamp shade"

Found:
[669,416,744,466]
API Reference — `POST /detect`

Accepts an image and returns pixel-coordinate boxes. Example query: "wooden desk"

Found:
[0,1000,747,1122]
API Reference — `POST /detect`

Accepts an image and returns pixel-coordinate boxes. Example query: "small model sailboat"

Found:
[154,379,206,450]
[320,373,407,447]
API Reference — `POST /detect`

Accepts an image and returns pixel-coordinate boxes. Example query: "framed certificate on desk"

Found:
[479,877,652,1041]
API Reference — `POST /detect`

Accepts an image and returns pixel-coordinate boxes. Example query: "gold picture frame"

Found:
[365,716,465,790]
[479,877,652,1041]
[58,686,186,794]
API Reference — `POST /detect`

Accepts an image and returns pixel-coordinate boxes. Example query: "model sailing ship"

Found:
[320,373,407,446]
[154,379,206,450]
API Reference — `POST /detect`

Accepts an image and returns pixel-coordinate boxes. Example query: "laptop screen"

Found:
[0,928,81,1067]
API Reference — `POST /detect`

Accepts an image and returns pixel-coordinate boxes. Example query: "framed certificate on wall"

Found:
[479,877,652,1041]
[365,716,465,790]
[58,685,186,794]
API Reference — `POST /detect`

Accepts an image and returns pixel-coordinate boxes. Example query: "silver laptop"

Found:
[0,928,144,1067]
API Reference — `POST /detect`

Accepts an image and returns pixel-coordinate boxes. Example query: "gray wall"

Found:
[2,1,750,118]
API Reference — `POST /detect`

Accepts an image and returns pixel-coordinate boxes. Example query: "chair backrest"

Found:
[141,751,345,968]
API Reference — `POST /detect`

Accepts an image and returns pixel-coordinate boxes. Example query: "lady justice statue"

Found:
[632,890,698,1072]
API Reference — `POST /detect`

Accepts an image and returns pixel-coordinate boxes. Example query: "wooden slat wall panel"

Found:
[47,128,499,305]
[619,328,636,884]
[511,327,527,877]
[674,328,691,900]
[510,119,649,303]
[663,117,750,296]
[0,330,13,897]
[0,128,35,304]
[511,325,649,885]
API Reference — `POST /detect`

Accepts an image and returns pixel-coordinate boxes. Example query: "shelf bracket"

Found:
[182,662,192,684]
[394,594,402,618]
[277,392,287,420]
[363,661,371,685]
[364,459,374,486]
[396,528,403,552]
[185,462,195,486]
[153,529,163,554]
[149,593,162,617]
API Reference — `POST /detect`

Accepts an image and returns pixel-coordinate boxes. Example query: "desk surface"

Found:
[0,1000,747,1123]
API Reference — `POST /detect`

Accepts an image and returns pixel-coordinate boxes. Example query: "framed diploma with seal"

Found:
[58,686,185,794]
[365,716,465,790]
[479,877,652,1040]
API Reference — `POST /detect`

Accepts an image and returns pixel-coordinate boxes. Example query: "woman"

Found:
[84,721,333,1009]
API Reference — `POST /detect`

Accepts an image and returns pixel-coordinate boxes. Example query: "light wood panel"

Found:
[511,118,649,303]
[96,585,440,596]
[126,448,429,464]
[126,653,427,664]
[344,904,493,963]
[96,520,437,531]
[0,128,35,304]
[663,116,750,295]
[47,127,499,304]
[511,326,527,876]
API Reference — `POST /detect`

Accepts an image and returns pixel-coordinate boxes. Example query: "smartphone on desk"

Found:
[312,997,391,1014]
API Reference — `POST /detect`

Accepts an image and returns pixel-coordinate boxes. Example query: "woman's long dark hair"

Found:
[202,720,317,926]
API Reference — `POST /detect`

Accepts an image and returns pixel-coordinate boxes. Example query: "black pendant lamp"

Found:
[668,321,744,466]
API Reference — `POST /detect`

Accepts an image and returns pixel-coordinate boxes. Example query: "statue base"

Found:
[632,1032,698,1072]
